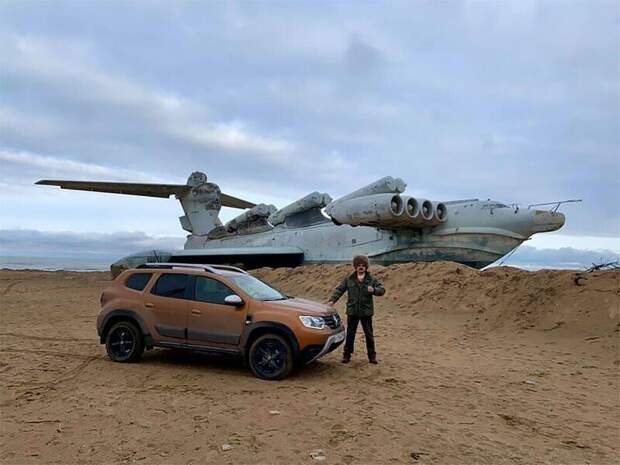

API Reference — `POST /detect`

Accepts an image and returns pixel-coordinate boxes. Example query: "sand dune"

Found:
[254,263,619,335]
[1,264,618,464]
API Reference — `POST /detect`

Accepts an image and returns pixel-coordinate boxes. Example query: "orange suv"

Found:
[96,264,345,380]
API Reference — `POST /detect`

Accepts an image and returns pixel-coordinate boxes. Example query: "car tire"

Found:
[105,321,144,363]
[248,333,294,380]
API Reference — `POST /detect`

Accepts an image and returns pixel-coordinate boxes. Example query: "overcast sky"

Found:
[1,1,618,263]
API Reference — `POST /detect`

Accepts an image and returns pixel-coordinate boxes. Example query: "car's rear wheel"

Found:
[248,334,294,380]
[105,321,144,363]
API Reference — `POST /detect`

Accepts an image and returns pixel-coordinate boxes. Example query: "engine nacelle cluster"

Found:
[325,177,447,229]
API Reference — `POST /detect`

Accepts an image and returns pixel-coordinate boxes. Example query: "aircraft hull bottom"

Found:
[303,231,523,269]
[184,223,524,270]
[368,246,506,269]
[303,245,512,269]
[377,232,524,269]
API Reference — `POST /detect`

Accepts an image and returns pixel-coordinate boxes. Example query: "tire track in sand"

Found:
[1,281,23,296]
[0,332,94,343]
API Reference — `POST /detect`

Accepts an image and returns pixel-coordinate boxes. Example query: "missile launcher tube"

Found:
[329,176,406,205]
[225,203,276,232]
[269,192,332,226]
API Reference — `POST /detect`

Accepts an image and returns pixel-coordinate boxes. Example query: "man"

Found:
[328,255,385,364]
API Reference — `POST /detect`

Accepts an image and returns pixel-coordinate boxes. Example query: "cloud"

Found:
[0,149,169,182]
[0,229,185,257]
[0,34,295,161]
[0,1,617,241]
[170,122,294,161]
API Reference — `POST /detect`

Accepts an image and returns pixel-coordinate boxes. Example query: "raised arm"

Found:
[328,277,348,304]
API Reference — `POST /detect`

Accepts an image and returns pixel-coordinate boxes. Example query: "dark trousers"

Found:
[344,315,376,359]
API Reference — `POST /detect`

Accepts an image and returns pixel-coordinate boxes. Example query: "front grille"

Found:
[324,314,341,329]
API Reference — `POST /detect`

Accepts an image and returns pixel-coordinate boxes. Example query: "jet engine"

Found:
[326,193,405,226]
[400,198,447,226]
[433,202,447,224]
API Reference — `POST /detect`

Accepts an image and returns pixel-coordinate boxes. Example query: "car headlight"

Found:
[299,315,326,329]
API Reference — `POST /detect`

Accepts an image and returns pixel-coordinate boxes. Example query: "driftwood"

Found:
[585,261,619,272]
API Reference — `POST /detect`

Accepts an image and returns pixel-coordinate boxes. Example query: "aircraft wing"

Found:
[35,180,256,209]
[170,246,304,269]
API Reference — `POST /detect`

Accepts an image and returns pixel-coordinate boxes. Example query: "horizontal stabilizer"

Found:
[35,180,189,198]
[220,193,256,209]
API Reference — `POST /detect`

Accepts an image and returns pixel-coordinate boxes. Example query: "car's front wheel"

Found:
[105,321,144,362]
[248,333,294,380]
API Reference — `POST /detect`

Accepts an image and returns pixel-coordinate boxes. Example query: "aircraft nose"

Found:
[531,209,565,232]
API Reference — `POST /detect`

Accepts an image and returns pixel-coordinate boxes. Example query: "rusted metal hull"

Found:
[188,222,523,270]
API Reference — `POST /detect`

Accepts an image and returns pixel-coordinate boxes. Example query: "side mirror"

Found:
[224,294,244,306]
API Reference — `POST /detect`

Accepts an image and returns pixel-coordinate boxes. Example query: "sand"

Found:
[0,264,618,465]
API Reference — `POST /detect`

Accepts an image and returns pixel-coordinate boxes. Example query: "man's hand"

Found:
[327,301,335,307]
[367,286,374,294]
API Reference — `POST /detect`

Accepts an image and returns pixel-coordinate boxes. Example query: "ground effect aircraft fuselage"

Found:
[36,171,567,274]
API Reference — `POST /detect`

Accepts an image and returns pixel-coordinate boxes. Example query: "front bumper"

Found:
[303,329,346,365]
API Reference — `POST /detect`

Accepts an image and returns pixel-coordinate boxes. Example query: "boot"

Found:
[341,353,351,363]
[368,355,378,364]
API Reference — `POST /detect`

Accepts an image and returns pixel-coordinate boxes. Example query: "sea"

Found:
[0,255,592,272]
[0,255,114,272]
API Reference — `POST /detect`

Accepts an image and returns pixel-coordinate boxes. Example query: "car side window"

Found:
[195,276,235,305]
[152,273,190,299]
[125,273,152,291]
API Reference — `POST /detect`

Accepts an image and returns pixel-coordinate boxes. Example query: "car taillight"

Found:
[100,292,109,306]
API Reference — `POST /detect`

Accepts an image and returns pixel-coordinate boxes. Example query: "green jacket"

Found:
[330,272,385,317]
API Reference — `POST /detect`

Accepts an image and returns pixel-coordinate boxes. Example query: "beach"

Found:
[1,264,618,464]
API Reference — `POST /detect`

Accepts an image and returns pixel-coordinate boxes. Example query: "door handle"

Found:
[191,309,202,315]
[145,303,154,308]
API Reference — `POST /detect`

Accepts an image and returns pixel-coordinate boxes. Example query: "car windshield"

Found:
[228,275,287,301]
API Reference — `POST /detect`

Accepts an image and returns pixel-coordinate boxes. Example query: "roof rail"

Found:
[137,263,248,275]
[206,264,249,274]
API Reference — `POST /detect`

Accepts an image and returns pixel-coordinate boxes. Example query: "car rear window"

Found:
[151,273,190,299]
[125,273,153,291]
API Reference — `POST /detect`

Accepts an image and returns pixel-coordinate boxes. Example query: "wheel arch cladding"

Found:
[242,322,300,360]
[100,310,150,343]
